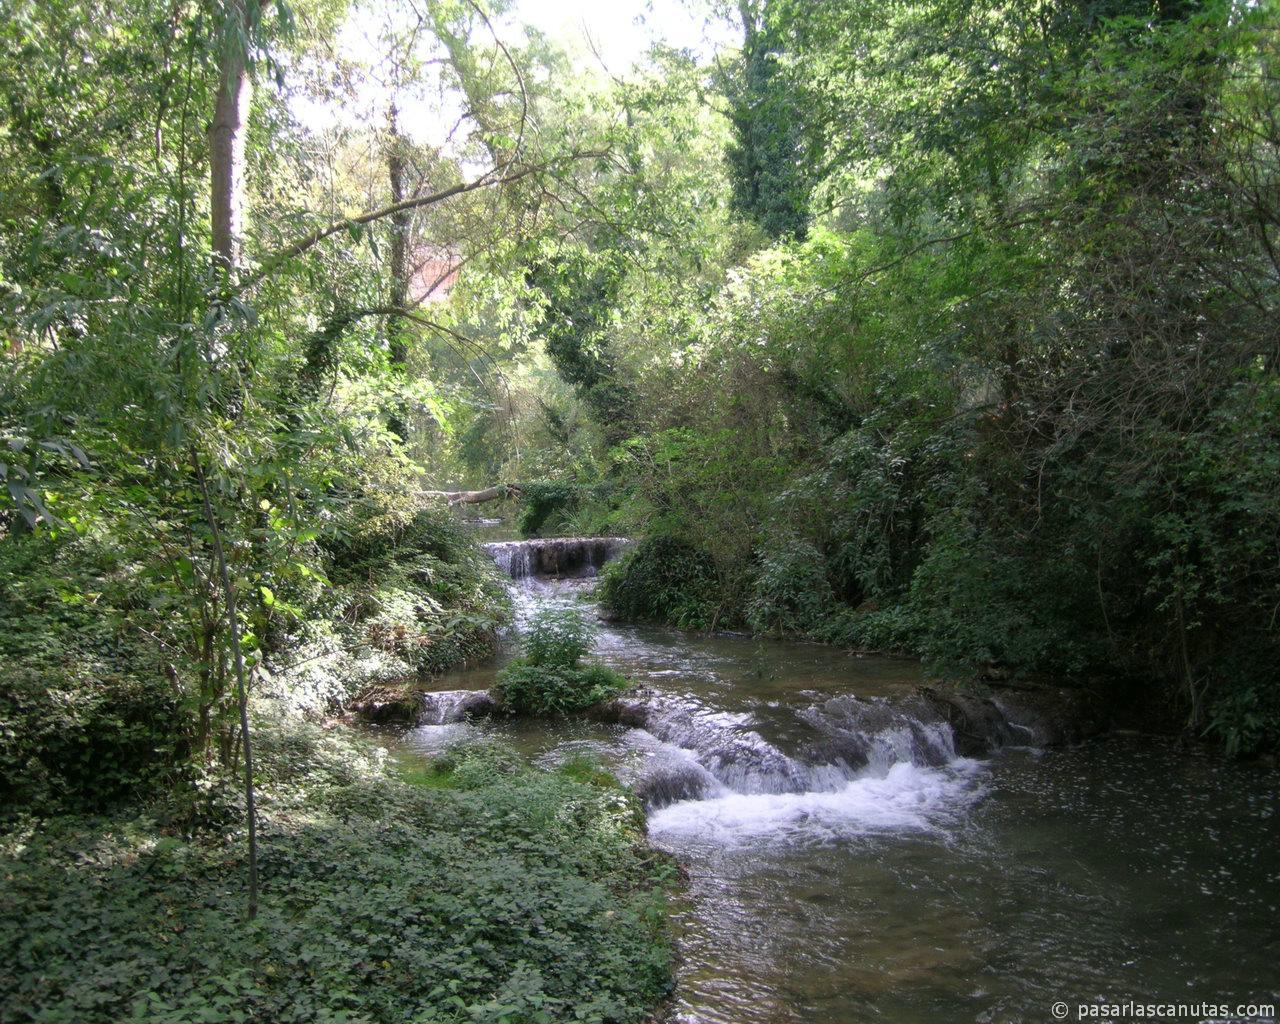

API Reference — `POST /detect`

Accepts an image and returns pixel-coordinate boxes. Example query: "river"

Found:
[382,539,1279,1023]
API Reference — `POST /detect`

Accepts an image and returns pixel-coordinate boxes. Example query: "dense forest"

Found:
[1,0,1277,1021]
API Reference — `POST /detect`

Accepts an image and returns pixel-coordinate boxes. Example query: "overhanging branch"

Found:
[241,150,607,290]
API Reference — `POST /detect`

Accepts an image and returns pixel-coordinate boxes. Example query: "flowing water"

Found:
[384,539,1280,1023]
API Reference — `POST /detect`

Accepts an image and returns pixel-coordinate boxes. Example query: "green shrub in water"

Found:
[522,607,594,668]
[496,662,631,716]
[494,609,630,714]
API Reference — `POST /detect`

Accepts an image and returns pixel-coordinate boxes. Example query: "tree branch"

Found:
[421,483,522,504]
[242,151,606,290]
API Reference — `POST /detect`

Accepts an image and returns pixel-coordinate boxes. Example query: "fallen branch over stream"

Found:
[420,484,523,505]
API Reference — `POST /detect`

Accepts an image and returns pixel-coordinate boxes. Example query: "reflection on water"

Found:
[665,739,1279,1024]
[387,570,1279,1024]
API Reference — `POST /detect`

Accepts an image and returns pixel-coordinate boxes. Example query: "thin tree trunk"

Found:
[194,453,259,920]
[210,1,251,270]
[385,106,413,439]
[387,104,412,340]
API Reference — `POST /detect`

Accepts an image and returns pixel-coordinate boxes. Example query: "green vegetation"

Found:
[322,497,509,680]
[1,0,1277,1015]
[599,535,722,631]
[0,494,507,814]
[578,1,1278,754]
[516,482,578,538]
[0,720,674,1024]
[494,609,630,716]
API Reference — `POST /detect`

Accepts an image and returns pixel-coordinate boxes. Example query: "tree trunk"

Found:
[386,105,413,439]
[421,484,523,504]
[210,2,251,270]
[386,105,412,332]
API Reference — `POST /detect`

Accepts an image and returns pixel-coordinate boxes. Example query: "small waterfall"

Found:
[486,542,532,579]
[483,537,630,579]
[631,691,990,843]
[624,692,853,797]
[420,689,496,724]
[594,690,999,821]
[799,694,958,770]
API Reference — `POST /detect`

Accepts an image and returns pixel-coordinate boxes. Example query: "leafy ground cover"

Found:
[0,720,676,1024]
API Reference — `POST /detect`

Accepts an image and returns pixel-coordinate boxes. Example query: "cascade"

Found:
[483,537,631,579]
[593,690,984,814]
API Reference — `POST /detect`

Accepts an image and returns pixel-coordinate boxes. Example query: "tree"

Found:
[210,0,253,271]
[723,0,812,239]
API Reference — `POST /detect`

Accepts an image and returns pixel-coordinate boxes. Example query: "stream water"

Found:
[386,537,1280,1023]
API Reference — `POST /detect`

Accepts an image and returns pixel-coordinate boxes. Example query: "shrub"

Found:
[495,662,630,716]
[322,498,510,684]
[493,609,629,715]
[1203,649,1280,757]
[517,481,578,537]
[0,534,188,814]
[523,607,594,668]
[906,504,1107,680]
[597,535,720,630]
[745,538,838,637]
[424,739,529,787]
[820,603,925,655]
[323,495,471,574]
[0,668,186,814]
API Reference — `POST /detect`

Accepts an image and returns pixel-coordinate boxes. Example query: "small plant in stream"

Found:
[524,608,595,668]
[494,608,630,715]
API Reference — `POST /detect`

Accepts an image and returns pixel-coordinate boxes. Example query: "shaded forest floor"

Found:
[0,714,676,1024]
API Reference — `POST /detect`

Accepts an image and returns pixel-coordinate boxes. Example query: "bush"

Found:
[495,662,630,716]
[745,538,838,637]
[323,494,472,573]
[905,502,1109,681]
[820,603,925,655]
[523,607,594,668]
[0,534,188,814]
[1203,648,1280,757]
[323,497,510,682]
[517,481,578,537]
[597,535,720,630]
[0,490,512,817]
[493,609,630,715]
[0,668,186,814]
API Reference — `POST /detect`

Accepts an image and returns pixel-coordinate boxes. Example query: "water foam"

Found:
[648,760,985,847]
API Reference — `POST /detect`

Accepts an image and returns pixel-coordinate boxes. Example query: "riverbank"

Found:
[394,568,1279,1024]
[0,710,677,1024]
[590,533,1258,754]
